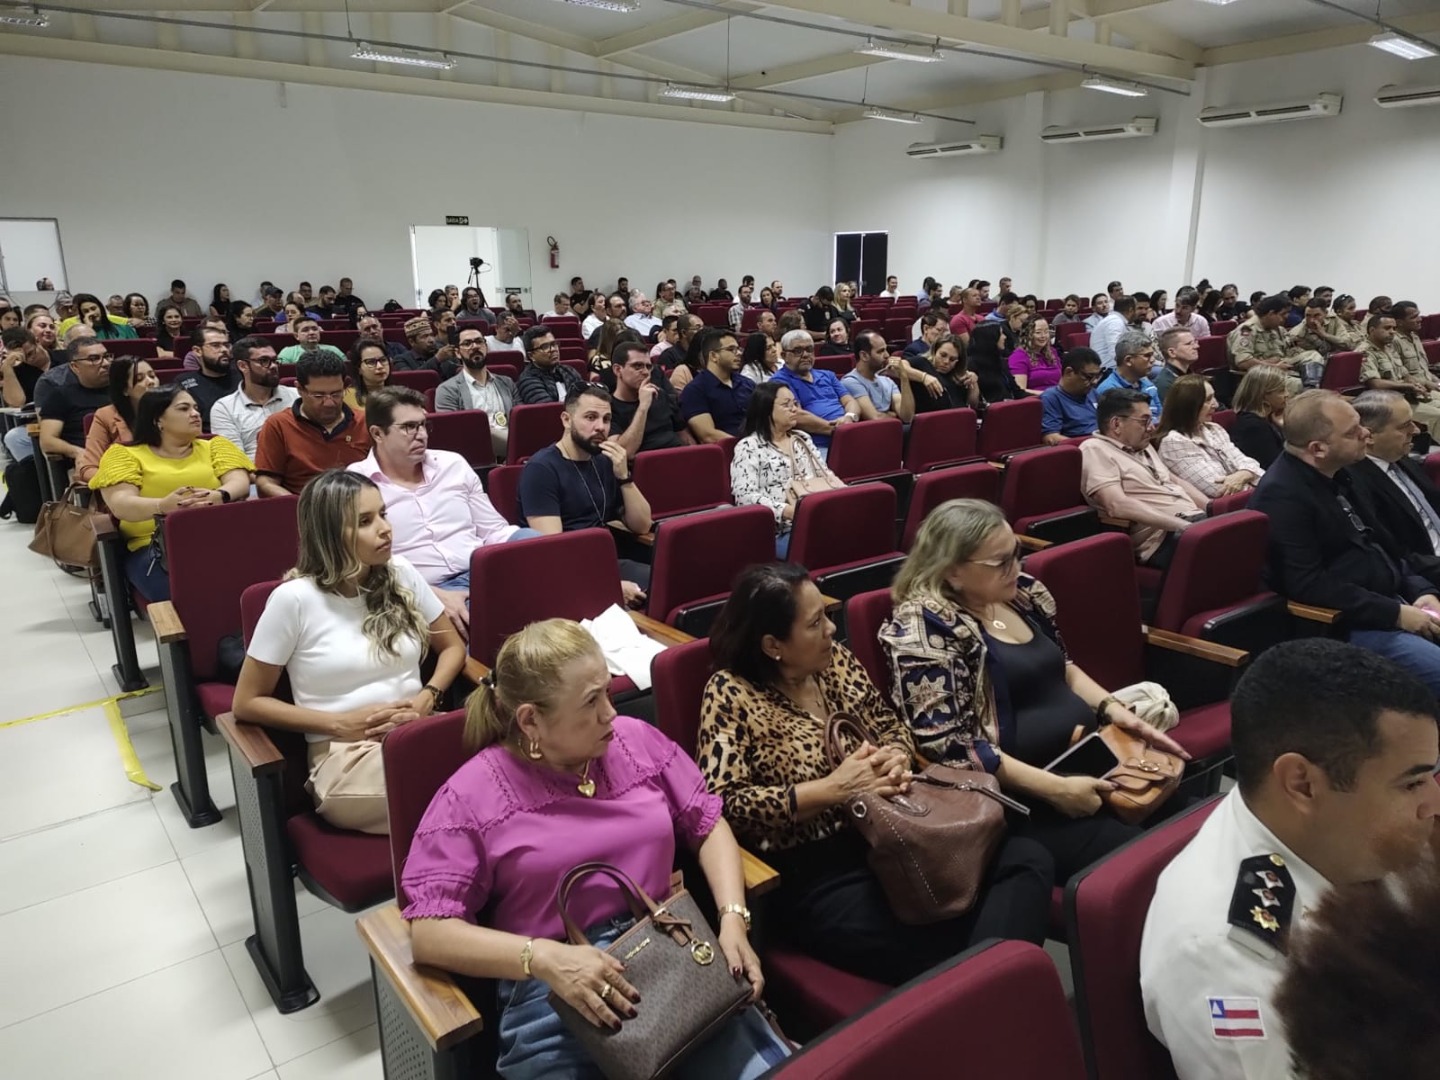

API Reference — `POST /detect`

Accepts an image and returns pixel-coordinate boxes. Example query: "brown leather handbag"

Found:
[547,863,752,1080]
[825,714,1029,926]
[1097,724,1183,826]
[29,484,108,571]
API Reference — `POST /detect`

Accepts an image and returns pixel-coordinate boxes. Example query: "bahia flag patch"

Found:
[1208,996,1267,1040]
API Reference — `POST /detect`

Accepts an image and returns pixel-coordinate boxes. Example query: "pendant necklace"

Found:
[988,605,1008,631]
[577,758,596,798]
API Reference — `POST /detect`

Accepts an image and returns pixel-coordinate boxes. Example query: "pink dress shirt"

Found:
[400,715,723,940]
[350,448,518,583]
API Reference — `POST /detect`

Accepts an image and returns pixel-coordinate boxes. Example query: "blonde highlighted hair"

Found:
[464,619,603,752]
[290,470,431,662]
[891,498,1009,604]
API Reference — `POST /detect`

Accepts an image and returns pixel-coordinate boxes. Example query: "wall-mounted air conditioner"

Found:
[905,135,1003,159]
[1040,117,1156,144]
[1197,93,1342,128]
[1375,84,1440,109]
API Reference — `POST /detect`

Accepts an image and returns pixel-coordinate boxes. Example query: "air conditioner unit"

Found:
[1197,93,1342,128]
[1040,117,1156,144]
[905,135,1002,159]
[1375,83,1440,109]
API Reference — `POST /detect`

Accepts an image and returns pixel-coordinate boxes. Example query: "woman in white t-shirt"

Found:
[233,469,466,834]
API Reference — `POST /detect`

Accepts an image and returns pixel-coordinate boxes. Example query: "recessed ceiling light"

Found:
[660,84,736,103]
[1369,32,1439,60]
[352,42,456,70]
[552,0,640,11]
[856,39,944,63]
[1082,76,1149,98]
[864,108,924,125]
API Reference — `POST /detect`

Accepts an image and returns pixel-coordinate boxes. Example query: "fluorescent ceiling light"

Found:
[1369,32,1439,60]
[0,7,48,26]
[352,42,456,70]
[864,108,924,125]
[1193,0,1242,5]
[1082,76,1148,98]
[660,84,735,102]
[551,0,641,11]
[856,39,943,63]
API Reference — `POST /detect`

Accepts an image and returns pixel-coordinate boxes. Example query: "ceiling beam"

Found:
[753,0,1194,80]
[730,52,884,90]
[833,71,1084,123]
[1202,10,1440,65]
[0,33,830,132]
[593,2,760,59]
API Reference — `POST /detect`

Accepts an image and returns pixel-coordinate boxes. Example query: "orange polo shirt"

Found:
[255,400,371,495]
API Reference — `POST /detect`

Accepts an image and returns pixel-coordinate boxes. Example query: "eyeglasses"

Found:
[531,342,558,352]
[393,420,433,439]
[967,543,1023,571]
[244,356,278,368]
[304,389,346,401]
[77,353,113,364]
[787,346,815,355]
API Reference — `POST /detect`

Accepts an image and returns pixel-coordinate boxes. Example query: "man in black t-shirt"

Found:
[30,337,112,464]
[609,342,690,457]
[800,286,842,334]
[332,277,365,318]
[175,327,240,432]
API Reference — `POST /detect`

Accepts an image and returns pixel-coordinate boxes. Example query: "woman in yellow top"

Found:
[78,357,160,482]
[89,385,253,602]
[345,340,394,410]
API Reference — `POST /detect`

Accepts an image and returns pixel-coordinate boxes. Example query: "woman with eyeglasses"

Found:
[346,341,393,410]
[910,334,981,414]
[879,499,1191,883]
[1006,315,1061,397]
[89,384,253,601]
[78,357,161,482]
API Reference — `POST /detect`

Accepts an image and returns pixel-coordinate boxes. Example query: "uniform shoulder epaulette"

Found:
[1227,853,1295,957]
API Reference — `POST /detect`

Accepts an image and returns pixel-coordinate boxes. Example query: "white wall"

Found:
[0,56,833,308]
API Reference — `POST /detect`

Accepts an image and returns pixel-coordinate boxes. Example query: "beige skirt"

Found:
[306,739,390,835]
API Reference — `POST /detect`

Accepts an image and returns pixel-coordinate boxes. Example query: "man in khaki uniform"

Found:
[1228,294,1325,395]
[1323,294,1368,351]
[1391,302,1435,385]
[1359,314,1440,440]
[1289,298,1349,358]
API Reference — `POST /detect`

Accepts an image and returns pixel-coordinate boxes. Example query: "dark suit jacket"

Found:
[1346,457,1440,583]
[1228,411,1284,469]
[1250,451,1434,629]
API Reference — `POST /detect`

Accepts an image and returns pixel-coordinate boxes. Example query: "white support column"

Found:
[949,0,969,14]
[1050,0,1070,38]
[1010,90,1050,293]
[1164,68,1209,286]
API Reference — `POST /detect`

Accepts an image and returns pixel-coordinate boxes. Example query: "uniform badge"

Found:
[1228,854,1295,955]
[1208,996,1267,1041]
[1250,906,1279,932]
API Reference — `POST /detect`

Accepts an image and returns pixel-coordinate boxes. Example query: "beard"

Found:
[464,356,488,372]
[568,429,603,457]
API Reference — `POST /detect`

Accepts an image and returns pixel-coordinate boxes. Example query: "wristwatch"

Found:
[718,904,752,932]
[219,489,233,503]
[616,476,635,487]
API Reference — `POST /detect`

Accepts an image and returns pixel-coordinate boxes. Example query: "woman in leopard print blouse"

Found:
[696,562,1054,986]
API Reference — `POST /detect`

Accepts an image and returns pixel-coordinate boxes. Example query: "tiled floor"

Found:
[0,522,382,1079]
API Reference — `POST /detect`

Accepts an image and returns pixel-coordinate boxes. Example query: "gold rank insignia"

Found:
[1269,855,1285,867]
[1251,907,1280,933]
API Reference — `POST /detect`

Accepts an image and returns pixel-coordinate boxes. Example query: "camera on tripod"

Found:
[469,257,484,270]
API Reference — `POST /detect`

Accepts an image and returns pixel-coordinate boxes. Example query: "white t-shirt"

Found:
[486,335,525,355]
[246,554,444,742]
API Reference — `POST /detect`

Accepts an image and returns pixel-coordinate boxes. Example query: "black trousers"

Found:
[1011,805,1141,884]
[766,832,1054,987]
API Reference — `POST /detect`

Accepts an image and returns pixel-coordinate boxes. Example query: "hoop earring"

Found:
[527,737,543,761]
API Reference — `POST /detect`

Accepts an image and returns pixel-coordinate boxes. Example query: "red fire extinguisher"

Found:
[547,235,559,270]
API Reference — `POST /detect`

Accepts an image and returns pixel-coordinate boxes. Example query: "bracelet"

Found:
[718,904,752,932]
[616,476,635,487]
[422,684,444,706]
[1096,695,1119,726]
[520,938,535,978]
[787,785,798,817]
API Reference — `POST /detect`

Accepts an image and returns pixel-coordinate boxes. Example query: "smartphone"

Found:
[1045,732,1120,778]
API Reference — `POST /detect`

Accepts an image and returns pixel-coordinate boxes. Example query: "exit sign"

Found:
[445,215,469,226]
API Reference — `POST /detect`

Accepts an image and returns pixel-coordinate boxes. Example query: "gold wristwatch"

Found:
[718,903,752,932]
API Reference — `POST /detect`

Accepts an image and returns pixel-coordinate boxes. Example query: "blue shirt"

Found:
[771,366,849,449]
[841,368,898,414]
[678,368,755,437]
[1040,384,1098,438]
[1095,370,1161,422]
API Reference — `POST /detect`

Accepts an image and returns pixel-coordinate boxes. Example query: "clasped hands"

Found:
[830,740,913,800]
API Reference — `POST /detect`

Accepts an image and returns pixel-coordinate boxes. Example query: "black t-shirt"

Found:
[908,356,972,414]
[332,294,365,317]
[10,357,52,404]
[34,365,111,446]
[516,444,622,531]
[175,367,242,432]
[610,373,686,454]
[801,301,842,334]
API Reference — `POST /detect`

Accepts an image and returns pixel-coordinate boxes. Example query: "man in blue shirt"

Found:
[769,328,861,455]
[842,331,914,422]
[679,327,754,441]
[1041,347,1102,443]
[1095,331,1161,422]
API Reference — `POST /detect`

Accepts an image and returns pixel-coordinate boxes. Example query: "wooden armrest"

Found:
[630,611,694,647]
[987,460,1006,471]
[216,712,285,773]
[1016,535,1052,552]
[356,905,484,1052]
[463,656,491,685]
[147,600,187,644]
[820,593,841,614]
[1287,601,1341,625]
[93,516,119,541]
[1098,514,1131,528]
[741,850,780,898]
[25,421,39,435]
[1144,627,1248,667]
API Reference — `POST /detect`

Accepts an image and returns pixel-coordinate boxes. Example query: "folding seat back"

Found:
[487,361,521,381]
[1057,322,1088,345]
[560,359,589,381]
[884,316,912,343]
[741,308,763,332]
[828,418,905,483]
[320,330,358,352]
[1426,339,1440,367]
[506,402,564,464]
[1000,444,1098,544]
[483,463,524,525]
[1427,451,1440,489]
[632,443,730,520]
[1320,350,1363,393]
[976,397,1042,460]
[814,352,850,378]
[1192,336,1227,375]
[1422,313,1440,339]
[425,409,496,468]
[1065,798,1222,1080]
[468,528,623,666]
[851,318,881,339]
[105,338,159,358]
[1210,319,1237,336]
[772,941,1086,1080]
[843,589,894,697]
[788,484,904,599]
[903,408,978,473]
[649,505,777,634]
[384,710,471,903]
[650,637,713,756]
[391,369,439,393]
[1150,510,1283,653]
[1022,533,1145,690]
[902,463,1001,549]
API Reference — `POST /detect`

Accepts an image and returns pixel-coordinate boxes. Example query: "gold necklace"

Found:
[987,604,1008,631]
[577,758,596,798]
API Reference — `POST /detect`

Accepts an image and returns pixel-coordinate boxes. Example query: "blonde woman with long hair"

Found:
[402,618,787,1080]
[233,469,465,833]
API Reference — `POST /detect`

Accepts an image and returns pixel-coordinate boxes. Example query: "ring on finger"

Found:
[599,982,613,1002]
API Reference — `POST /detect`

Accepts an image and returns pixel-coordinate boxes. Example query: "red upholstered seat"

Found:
[1163,700,1232,761]
[632,443,730,520]
[1065,798,1221,1080]
[763,945,889,1042]
[648,505,775,634]
[383,711,471,902]
[844,589,893,697]
[1000,444,1100,544]
[903,409,978,473]
[195,682,235,722]
[901,463,1000,549]
[426,409,496,468]
[1320,350,1363,393]
[976,397,1043,460]
[827,418,905,483]
[483,463,523,525]
[286,815,394,909]
[506,402,563,465]
[787,485,905,601]
[1193,336,1227,375]
[391,369,439,393]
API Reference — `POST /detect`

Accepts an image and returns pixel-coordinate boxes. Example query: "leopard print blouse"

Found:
[695,643,914,854]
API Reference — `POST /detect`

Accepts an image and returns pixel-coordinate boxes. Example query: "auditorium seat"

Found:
[1319,350,1364,394]
[827,417,906,486]
[481,463,523,525]
[976,397,1044,461]
[631,443,730,521]
[1207,488,1253,516]
[903,409,979,473]
[425,409,497,471]
[390,369,439,393]
[788,485,906,603]
[648,505,776,635]
[505,402,563,464]
[901,463,1001,549]
[1000,445,1101,545]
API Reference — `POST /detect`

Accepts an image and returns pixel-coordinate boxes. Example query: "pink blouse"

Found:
[401,715,722,940]
[1007,346,1063,392]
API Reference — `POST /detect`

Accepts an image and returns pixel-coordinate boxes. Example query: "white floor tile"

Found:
[0,801,175,916]
[224,904,378,1065]
[0,861,216,1027]
[276,1024,382,1080]
[184,836,328,948]
[0,707,152,838]
[0,951,272,1080]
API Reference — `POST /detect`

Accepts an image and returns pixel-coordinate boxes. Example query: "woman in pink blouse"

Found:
[1007,315,1063,396]
[401,619,789,1080]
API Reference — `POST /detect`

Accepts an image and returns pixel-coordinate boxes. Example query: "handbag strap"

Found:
[823,711,880,769]
[554,862,656,946]
[796,436,842,490]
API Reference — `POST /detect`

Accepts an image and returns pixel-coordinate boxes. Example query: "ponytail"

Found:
[463,619,602,752]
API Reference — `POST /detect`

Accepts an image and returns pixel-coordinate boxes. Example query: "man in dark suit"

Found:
[1250,390,1440,697]
[1347,390,1440,586]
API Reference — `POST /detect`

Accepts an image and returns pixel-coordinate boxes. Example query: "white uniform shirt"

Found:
[1140,789,1331,1080]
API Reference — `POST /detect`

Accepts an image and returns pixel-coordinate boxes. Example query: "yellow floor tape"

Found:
[1,687,164,792]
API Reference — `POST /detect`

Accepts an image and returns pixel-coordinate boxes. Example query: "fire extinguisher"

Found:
[547,235,560,270]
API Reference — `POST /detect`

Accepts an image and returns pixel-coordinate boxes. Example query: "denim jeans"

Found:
[434,529,545,593]
[3,424,33,463]
[1348,628,1440,699]
[495,917,790,1080]
[775,531,791,559]
[125,544,171,603]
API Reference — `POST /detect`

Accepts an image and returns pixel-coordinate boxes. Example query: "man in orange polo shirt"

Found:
[255,352,371,496]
